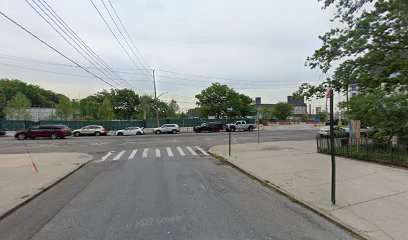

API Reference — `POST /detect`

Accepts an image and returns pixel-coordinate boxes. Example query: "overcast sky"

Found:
[0,0,341,112]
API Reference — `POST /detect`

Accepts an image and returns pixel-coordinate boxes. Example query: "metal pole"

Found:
[229,115,231,156]
[329,89,336,204]
[153,69,160,128]
[257,116,260,144]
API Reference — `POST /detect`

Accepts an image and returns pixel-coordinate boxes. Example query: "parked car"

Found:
[153,124,180,134]
[116,127,144,136]
[341,125,369,137]
[0,128,6,136]
[317,126,347,137]
[226,121,256,132]
[193,122,224,133]
[14,125,72,140]
[73,125,108,137]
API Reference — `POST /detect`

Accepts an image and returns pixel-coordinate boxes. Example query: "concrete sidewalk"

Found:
[0,152,92,218]
[210,140,408,240]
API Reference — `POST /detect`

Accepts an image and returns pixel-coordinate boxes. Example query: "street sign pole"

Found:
[227,107,233,156]
[257,115,260,144]
[329,89,336,204]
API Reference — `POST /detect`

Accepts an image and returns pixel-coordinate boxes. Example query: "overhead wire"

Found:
[0,10,117,88]
[89,0,152,81]
[37,0,139,91]
[24,0,126,88]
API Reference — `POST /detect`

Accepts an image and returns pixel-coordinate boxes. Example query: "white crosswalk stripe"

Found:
[177,147,185,156]
[195,146,209,155]
[128,149,138,159]
[156,149,161,157]
[186,146,197,155]
[113,150,125,161]
[98,151,114,162]
[98,146,210,162]
[142,148,149,158]
[166,147,174,157]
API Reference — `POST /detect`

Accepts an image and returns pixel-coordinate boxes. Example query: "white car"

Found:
[317,126,347,137]
[116,127,144,136]
[153,124,180,134]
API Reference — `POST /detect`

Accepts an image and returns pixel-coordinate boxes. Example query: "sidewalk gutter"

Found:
[208,150,367,240]
[0,155,93,221]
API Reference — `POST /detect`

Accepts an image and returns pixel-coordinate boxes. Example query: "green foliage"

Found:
[0,79,65,107]
[137,95,156,120]
[165,99,179,119]
[294,0,408,140]
[316,111,328,122]
[341,90,408,141]
[56,96,73,120]
[195,83,255,119]
[111,89,141,120]
[83,116,95,121]
[5,92,32,120]
[0,89,6,118]
[271,102,293,121]
[98,97,115,120]
[261,106,273,120]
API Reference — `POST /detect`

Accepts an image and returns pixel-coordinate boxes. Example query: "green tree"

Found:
[165,99,179,119]
[195,83,255,119]
[271,102,293,121]
[293,0,408,139]
[0,89,6,118]
[5,92,32,120]
[316,111,328,123]
[98,97,115,120]
[56,96,73,120]
[111,89,141,120]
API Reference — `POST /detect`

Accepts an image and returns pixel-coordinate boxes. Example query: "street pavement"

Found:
[0,129,357,239]
[210,140,408,240]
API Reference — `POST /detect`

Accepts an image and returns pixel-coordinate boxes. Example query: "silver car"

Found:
[116,127,144,136]
[73,125,107,137]
[153,124,181,134]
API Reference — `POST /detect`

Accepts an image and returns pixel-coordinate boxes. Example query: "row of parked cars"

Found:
[6,120,257,140]
[317,125,369,137]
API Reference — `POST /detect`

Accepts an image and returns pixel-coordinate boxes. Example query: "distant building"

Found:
[6,108,56,121]
[316,107,322,113]
[349,84,359,98]
[252,97,275,119]
[287,96,307,116]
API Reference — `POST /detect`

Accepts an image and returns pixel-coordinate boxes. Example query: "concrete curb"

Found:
[208,148,368,240]
[0,155,93,221]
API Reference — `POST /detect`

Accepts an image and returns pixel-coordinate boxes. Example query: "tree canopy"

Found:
[271,102,293,121]
[293,0,408,140]
[195,83,255,119]
[5,92,31,120]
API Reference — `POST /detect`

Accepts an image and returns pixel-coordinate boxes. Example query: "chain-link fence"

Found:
[0,118,257,131]
[317,135,408,167]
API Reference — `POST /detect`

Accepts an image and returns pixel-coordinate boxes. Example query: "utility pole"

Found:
[153,69,160,128]
[329,88,336,204]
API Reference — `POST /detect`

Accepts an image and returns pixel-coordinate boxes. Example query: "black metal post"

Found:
[229,115,231,156]
[258,116,260,144]
[329,89,336,204]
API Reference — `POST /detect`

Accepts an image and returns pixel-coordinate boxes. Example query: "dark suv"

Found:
[193,122,224,133]
[14,125,72,140]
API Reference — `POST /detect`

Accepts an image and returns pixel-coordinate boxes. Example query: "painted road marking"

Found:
[195,146,209,155]
[186,146,197,156]
[166,147,174,157]
[113,150,125,161]
[99,151,114,162]
[177,147,185,156]
[142,148,149,158]
[156,149,161,157]
[129,149,138,159]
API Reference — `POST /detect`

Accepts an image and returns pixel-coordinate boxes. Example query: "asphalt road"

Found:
[0,129,356,239]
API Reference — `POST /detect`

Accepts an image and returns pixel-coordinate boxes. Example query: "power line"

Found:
[107,0,151,69]
[38,0,139,91]
[24,0,124,88]
[89,0,151,81]
[27,0,139,90]
[0,10,117,88]
[101,0,150,69]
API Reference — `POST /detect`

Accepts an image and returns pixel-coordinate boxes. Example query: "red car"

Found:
[14,125,72,140]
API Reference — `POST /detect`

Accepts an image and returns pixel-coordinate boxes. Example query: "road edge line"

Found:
[207,149,367,240]
[0,155,93,221]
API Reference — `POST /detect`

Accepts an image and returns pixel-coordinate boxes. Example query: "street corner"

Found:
[0,152,93,218]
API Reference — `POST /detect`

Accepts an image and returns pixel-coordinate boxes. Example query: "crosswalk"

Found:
[96,146,210,163]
